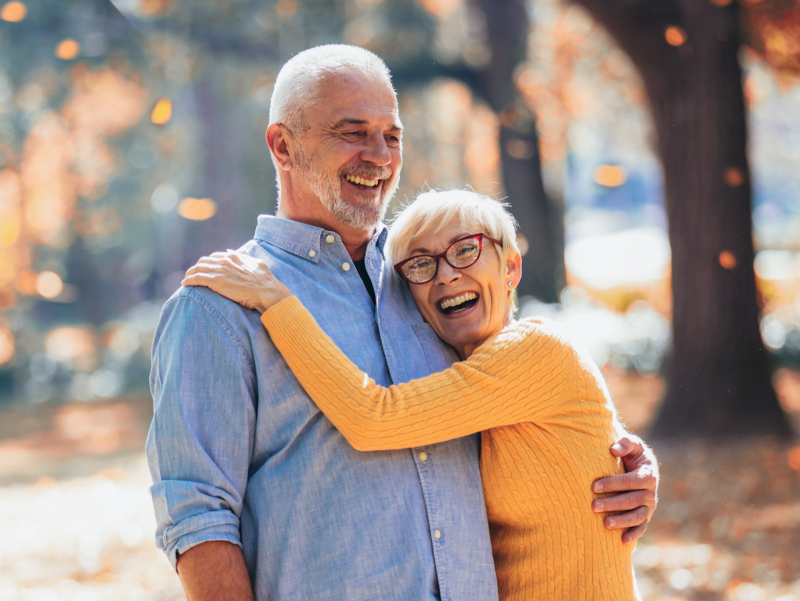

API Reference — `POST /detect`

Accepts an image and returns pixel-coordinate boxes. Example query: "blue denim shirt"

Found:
[147,215,498,601]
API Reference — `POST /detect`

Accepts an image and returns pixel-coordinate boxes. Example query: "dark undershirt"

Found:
[353,259,376,305]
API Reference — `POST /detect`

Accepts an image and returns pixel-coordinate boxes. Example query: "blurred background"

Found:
[0,0,799,599]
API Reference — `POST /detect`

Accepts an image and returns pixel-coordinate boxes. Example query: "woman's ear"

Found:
[266,123,294,172]
[505,250,522,290]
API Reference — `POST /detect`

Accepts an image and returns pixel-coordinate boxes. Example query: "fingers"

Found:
[601,505,649,531]
[592,489,656,514]
[609,437,642,458]
[621,521,649,544]
[181,272,218,287]
[593,467,658,494]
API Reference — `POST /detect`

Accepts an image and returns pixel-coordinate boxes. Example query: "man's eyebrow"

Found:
[331,119,368,129]
[330,118,404,133]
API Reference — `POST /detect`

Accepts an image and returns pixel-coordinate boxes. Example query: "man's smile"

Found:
[344,174,382,188]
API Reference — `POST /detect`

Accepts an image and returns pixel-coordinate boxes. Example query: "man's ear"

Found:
[505,250,522,289]
[266,124,294,172]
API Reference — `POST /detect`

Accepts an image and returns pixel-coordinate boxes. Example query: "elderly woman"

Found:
[183,190,640,601]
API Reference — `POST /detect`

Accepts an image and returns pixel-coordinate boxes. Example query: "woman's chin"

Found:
[438,325,488,352]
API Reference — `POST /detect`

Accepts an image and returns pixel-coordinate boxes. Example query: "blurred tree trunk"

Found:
[572,0,793,438]
[470,0,566,303]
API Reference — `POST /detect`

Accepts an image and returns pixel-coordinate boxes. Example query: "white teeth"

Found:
[345,174,380,187]
[439,292,477,310]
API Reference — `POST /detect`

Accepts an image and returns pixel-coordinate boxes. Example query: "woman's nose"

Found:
[436,259,461,285]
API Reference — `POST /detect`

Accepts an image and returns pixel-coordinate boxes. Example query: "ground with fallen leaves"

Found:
[1,367,799,601]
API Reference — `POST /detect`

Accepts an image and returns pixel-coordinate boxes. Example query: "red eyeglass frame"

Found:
[394,233,503,284]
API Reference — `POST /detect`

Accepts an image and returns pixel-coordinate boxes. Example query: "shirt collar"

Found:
[254,215,388,263]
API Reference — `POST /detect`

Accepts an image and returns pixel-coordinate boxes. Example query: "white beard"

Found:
[294,143,397,230]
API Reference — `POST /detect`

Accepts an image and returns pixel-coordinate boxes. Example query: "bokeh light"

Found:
[0,1,26,22]
[0,329,14,365]
[665,26,687,47]
[44,327,95,362]
[178,197,217,221]
[55,39,81,60]
[719,250,738,269]
[275,0,299,19]
[593,165,627,187]
[724,166,745,186]
[150,97,172,125]
[36,271,64,299]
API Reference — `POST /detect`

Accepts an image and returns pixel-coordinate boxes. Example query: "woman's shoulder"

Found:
[480,316,575,359]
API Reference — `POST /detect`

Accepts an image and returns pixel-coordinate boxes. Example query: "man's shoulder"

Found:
[158,276,261,356]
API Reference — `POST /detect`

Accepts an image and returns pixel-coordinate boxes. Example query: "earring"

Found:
[507,281,514,287]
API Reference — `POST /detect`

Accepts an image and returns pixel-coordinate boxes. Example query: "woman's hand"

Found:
[182,251,291,314]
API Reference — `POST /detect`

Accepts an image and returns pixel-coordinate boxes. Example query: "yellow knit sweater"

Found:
[261,296,637,601]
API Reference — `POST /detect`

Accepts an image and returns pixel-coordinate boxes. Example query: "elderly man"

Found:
[147,45,658,601]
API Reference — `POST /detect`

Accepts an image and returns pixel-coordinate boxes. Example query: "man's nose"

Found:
[360,131,392,165]
[435,259,461,285]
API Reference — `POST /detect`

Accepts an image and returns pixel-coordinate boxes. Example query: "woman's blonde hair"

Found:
[386,189,521,313]
[387,189,519,265]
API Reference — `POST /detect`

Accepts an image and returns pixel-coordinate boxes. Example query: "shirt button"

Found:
[434,530,441,539]
[326,235,335,243]
[419,452,428,462]
[309,250,316,258]
[342,262,351,272]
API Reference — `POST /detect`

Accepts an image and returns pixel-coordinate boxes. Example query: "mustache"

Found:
[341,166,392,180]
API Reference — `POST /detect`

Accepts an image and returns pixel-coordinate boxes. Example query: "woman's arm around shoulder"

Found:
[263,300,578,450]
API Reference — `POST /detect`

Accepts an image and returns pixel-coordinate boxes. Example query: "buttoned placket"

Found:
[372,237,454,601]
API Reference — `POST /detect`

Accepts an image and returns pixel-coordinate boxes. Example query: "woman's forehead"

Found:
[408,218,483,254]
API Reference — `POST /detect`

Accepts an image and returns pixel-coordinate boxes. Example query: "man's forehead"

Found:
[315,72,400,124]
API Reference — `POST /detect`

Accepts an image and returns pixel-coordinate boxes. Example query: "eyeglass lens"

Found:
[400,236,482,284]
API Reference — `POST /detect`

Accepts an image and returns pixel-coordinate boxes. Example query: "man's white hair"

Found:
[269,44,394,133]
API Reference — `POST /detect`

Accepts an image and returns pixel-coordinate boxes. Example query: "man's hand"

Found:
[592,436,659,544]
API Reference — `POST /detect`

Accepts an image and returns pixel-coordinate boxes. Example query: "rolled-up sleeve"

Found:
[146,290,256,569]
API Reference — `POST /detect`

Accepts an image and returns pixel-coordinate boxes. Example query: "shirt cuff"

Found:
[159,512,242,570]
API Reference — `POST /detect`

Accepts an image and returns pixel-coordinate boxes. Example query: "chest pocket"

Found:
[412,322,457,373]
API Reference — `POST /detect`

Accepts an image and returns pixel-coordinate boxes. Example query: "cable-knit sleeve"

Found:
[261,295,575,451]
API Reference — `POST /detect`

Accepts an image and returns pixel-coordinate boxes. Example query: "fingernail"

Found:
[593,482,603,493]
[612,443,624,452]
[607,518,616,528]
[593,501,603,512]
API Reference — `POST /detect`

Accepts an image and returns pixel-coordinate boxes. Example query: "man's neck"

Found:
[276,205,374,261]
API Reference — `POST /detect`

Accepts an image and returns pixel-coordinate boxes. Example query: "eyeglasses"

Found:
[394,233,503,285]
